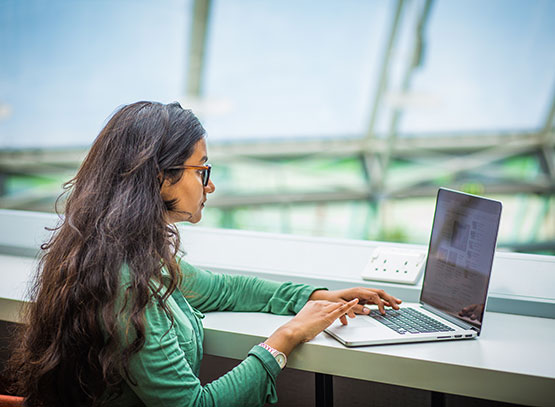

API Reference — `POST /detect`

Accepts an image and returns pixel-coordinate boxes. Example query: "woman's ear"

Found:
[159,176,172,199]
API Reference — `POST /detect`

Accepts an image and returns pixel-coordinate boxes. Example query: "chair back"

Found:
[0,394,24,407]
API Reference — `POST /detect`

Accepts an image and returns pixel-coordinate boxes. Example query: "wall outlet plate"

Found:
[361,247,426,285]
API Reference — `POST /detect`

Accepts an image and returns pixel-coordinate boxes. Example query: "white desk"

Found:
[201,311,555,406]
[2,293,554,406]
[1,210,555,406]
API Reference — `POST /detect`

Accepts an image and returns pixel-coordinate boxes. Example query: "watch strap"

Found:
[257,342,287,369]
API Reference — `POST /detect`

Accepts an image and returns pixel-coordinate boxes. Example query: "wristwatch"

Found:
[258,342,287,369]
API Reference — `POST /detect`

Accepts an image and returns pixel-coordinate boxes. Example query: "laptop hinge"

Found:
[421,303,478,332]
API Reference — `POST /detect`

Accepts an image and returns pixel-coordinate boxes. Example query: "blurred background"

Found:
[0,0,554,254]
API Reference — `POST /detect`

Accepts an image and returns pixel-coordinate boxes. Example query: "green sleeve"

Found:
[122,298,282,407]
[178,258,326,314]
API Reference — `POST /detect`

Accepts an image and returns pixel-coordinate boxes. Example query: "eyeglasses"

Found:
[167,164,212,187]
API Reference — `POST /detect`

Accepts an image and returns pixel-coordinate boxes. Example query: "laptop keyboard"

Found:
[370,308,456,335]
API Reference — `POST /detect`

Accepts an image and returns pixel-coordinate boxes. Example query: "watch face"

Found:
[276,353,286,368]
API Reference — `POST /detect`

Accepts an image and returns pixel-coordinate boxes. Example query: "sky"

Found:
[0,0,554,148]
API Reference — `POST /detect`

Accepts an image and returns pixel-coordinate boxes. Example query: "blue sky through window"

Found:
[0,0,553,148]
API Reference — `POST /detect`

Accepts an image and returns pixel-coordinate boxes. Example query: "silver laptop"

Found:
[325,188,502,347]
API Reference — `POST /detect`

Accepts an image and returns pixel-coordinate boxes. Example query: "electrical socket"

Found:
[361,247,426,285]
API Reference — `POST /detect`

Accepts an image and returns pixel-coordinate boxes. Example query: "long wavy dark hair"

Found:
[8,101,206,406]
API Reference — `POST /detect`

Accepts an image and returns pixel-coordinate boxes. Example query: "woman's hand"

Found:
[265,299,359,356]
[309,288,402,320]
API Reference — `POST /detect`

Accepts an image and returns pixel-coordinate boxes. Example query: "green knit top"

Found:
[106,258,320,407]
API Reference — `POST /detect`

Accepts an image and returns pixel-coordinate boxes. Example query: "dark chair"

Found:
[0,394,24,407]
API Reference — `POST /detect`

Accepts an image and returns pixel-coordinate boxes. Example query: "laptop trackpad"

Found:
[328,315,382,332]
[354,315,381,327]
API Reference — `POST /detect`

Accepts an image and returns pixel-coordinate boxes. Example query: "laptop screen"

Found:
[421,188,502,331]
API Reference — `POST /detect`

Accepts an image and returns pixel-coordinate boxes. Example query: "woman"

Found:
[9,101,401,406]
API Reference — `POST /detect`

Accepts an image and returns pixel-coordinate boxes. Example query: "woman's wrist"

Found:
[265,324,301,356]
[308,289,330,301]
[258,342,287,369]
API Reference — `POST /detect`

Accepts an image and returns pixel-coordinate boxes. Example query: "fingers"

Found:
[358,290,386,314]
[331,299,357,325]
[327,288,403,317]
[339,314,348,325]
[356,288,402,315]
[378,289,402,309]
[314,287,404,323]
[346,298,359,310]
[352,304,370,315]
[332,298,359,320]
[375,293,386,315]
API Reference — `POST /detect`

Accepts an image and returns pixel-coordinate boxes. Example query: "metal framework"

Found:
[0,0,553,251]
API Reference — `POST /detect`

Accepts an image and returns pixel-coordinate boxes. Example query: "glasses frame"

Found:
[167,164,212,187]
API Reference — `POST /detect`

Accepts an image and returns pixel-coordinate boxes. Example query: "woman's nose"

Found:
[205,179,215,193]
